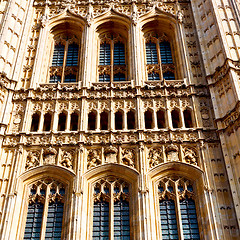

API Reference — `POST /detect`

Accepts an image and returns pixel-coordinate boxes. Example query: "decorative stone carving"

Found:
[165,144,179,162]
[104,145,118,163]
[148,148,163,168]
[121,149,135,167]
[87,149,101,169]
[43,147,57,165]
[25,151,40,170]
[60,150,75,169]
[183,147,198,165]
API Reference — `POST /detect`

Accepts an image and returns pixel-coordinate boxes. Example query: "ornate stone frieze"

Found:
[87,149,102,169]
[148,147,163,168]
[25,150,40,170]
[60,149,75,169]
[121,148,135,167]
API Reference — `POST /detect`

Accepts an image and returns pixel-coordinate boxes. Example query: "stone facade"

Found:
[0,0,240,239]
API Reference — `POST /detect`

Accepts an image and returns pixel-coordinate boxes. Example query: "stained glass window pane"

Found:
[114,42,125,65]
[92,201,109,240]
[52,44,64,66]
[163,71,175,80]
[66,43,79,66]
[180,198,200,240]
[99,43,111,65]
[99,74,110,82]
[64,74,76,83]
[45,201,64,240]
[146,42,158,65]
[160,199,179,240]
[24,202,44,240]
[160,41,173,64]
[50,75,61,83]
[148,72,160,81]
[114,199,130,240]
[114,73,125,82]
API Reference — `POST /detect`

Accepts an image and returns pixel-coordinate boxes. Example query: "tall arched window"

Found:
[92,178,130,240]
[24,179,66,240]
[158,177,200,240]
[127,110,135,130]
[50,36,79,83]
[183,109,193,128]
[100,111,109,130]
[43,113,52,131]
[98,33,126,82]
[88,111,97,130]
[58,112,67,131]
[70,112,79,131]
[145,32,175,81]
[145,110,153,129]
[115,111,123,130]
[30,113,40,132]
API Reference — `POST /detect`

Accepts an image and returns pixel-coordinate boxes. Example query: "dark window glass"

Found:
[163,71,175,80]
[114,199,130,240]
[64,74,76,83]
[66,43,79,66]
[99,74,110,82]
[148,72,160,81]
[114,42,125,65]
[157,110,165,128]
[100,112,108,130]
[114,73,125,82]
[115,111,123,130]
[70,112,78,131]
[183,110,193,128]
[43,113,52,131]
[145,110,153,129]
[146,42,158,64]
[160,41,173,64]
[24,202,44,240]
[88,112,96,130]
[31,113,40,132]
[58,113,66,131]
[171,110,181,128]
[160,199,179,240]
[52,44,64,66]
[50,75,61,83]
[99,43,111,65]
[45,201,64,240]
[92,201,109,240]
[127,111,135,130]
[180,198,200,240]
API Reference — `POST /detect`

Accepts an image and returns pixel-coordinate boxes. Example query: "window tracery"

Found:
[144,32,175,81]
[24,179,66,240]
[50,35,79,83]
[157,176,200,240]
[98,33,127,82]
[92,177,130,240]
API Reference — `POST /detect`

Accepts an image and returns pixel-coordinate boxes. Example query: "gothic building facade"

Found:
[0,0,240,239]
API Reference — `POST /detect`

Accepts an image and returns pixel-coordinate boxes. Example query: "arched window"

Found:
[100,111,108,130]
[43,113,52,131]
[127,110,135,130]
[145,110,153,129]
[58,112,67,131]
[158,177,200,240]
[171,109,181,128]
[145,32,175,81]
[184,109,193,128]
[88,111,97,130]
[50,36,79,83]
[70,112,79,131]
[115,111,123,130]
[24,179,66,240]
[30,113,40,132]
[157,110,165,128]
[92,178,130,239]
[98,33,126,82]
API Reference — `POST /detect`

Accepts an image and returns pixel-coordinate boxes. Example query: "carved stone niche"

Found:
[25,150,40,170]
[148,147,163,168]
[183,147,198,165]
[104,145,118,164]
[60,149,75,169]
[121,148,135,168]
[165,144,179,162]
[43,147,57,165]
[87,149,102,169]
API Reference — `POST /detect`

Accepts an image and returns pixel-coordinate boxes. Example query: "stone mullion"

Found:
[110,185,114,240]
[110,40,114,82]
[153,108,158,130]
[166,99,173,129]
[61,41,68,83]
[38,109,44,132]
[179,101,185,129]
[156,40,163,80]
[52,102,58,132]
[66,110,71,132]
[175,182,184,240]
[123,110,127,130]
[110,99,114,131]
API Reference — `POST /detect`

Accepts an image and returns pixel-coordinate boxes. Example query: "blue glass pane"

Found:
[24,202,44,240]
[148,72,160,81]
[52,44,64,66]
[99,74,110,82]
[114,42,125,65]
[146,42,158,64]
[114,199,130,240]
[114,73,125,82]
[45,201,64,240]
[99,43,111,65]
[163,72,175,80]
[66,43,79,66]
[160,199,179,240]
[50,75,61,83]
[93,201,109,240]
[64,74,76,83]
[160,41,173,64]
[180,198,200,240]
